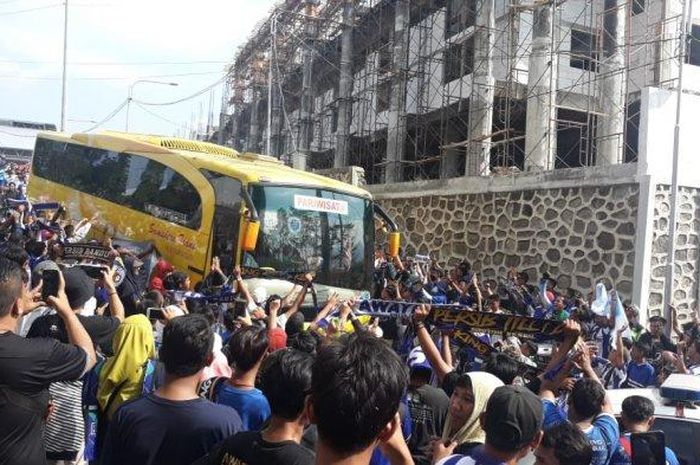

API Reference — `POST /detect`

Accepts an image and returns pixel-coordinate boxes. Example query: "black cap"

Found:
[63,266,95,309]
[649,315,667,324]
[483,385,543,452]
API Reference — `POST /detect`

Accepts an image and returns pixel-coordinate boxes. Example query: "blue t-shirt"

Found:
[102,393,242,465]
[438,445,507,465]
[427,282,449,305]
[542,398,567,427]
[370,401,412,465]
[542,399,619,465]
[624,361,655,388]
[610,433,680,465]
[217,384,271,431]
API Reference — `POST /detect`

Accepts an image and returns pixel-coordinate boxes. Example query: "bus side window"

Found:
[201,170,242,275]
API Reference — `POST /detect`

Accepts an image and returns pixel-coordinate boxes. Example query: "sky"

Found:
[0,0,277,137]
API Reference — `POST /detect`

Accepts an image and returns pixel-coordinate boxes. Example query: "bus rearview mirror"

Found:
[388,232,400,258]
[242,220,260,252]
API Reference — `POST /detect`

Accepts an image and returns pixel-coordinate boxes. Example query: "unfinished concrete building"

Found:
[220,0,698,184]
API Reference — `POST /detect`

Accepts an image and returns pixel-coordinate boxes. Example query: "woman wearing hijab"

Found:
[116,256,144,317]
[433,371,504,463]
[83,314,157,463]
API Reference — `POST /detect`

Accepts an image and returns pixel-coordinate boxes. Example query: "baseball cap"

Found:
[63,266,95,310]
[33,259,60,276]
[649,315,667,324]
[483,385,543,452]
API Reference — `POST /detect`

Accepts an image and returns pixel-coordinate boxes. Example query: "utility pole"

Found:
[60,0,69,132]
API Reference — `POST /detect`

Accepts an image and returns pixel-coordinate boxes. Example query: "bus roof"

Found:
[37,131,371,199]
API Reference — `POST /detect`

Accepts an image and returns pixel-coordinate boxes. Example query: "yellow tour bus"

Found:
[28,131,400,300]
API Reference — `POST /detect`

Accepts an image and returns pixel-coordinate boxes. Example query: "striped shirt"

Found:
[45,380,84,459]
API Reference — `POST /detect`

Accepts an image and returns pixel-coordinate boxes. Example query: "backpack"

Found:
[198,376,229,402]
[82,359,157,462]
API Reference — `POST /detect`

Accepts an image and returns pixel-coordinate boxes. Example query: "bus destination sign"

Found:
[293,195,348,215]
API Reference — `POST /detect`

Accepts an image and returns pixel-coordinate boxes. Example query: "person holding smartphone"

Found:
[26,266,124,464]
[610,395,680,465]
[0,258,96,465]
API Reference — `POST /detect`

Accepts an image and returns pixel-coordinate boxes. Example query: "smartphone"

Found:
[78,264,107,280]
[146,307,165,320]
[41,269,60,302]
[631,431,665,465]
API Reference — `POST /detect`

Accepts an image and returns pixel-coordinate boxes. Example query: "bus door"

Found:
[202,170,242,275]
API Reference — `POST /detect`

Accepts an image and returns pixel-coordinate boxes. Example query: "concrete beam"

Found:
[334,0,355,168]
[596,0,627,166]
[466,0,496,176]
[524,3,557,171]
[368,162,638,199]
[247,93,260,153]
[632,174,656,325]
[384,0,410,184]
[270,85,283,157]
[294,0,319,170]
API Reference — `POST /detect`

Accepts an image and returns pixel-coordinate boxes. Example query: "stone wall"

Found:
[377,183,640,296]
[649,185,700,319]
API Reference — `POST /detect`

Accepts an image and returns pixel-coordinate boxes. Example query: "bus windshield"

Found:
[246,185,374,291]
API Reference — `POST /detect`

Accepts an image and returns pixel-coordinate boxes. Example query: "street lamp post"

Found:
[125,80,179,131]
[60,0,69,132]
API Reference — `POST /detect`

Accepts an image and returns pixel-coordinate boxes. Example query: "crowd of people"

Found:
[0,181,696,465]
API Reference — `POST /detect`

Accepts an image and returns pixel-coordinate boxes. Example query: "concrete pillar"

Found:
[596,0,627,166]
[525,3,557,171]
[466,0,496,176]
[440,124,463,179]
[294,0,319,171]
[270,85,283,157]
[384,0,409,184]
[230,110,240,150]
[217,112,227,146]
[247,90,260,153]
[632,174,656,326]
[334,0,355,168]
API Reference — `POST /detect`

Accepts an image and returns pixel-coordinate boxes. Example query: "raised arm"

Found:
[542,320,581,376]
[413,305,453,383]
[540,357,575,401]
[472,274,483,312]
[308,292,338,331]
[281,273,313,318]
[266,298,279,331]
[441,331,453,368]
[233,265,256,309]
[673,341,689,375]
[102,267,124,322]
[671,306,684,340]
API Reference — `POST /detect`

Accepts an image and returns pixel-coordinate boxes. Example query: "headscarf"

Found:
[201,333,232,382]
[149,258,174,294]
[442,371,504,446]
[119,256,142,297]
[97,315,155,419]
